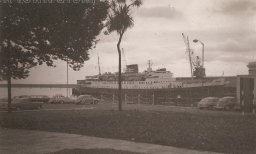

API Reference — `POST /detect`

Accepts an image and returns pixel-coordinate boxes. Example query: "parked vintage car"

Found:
[0,97,8,103]
[75,95,100,105]
[0,95,43,110]
[13,95,29,99]
[214,96,240,111]
[30,95,50,103]
[48,95,74,104]
[197,97,219,109]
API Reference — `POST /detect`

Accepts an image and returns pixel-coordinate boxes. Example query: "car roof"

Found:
[78,95,92,97]
[19,95,29,97]
[202,97,219,99]
[79,95,91,96]
[13,95,30,98]
[221,96,235,99]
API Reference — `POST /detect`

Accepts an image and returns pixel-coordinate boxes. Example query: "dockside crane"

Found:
[182,33,206,78]
[182,33,193,77]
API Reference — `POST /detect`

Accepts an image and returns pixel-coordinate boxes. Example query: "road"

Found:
[0,127,222,154]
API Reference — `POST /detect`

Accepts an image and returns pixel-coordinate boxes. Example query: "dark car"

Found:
[13,95,29,99]
[197,97,219,110]
[48,94,74,104]
[0,97,8,103]
[75,95,100,105]
[30,95,50,103]
[0,96,43,110]
[214,96,240,111]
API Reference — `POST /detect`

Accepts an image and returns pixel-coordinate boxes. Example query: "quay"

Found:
[0,84,79,88]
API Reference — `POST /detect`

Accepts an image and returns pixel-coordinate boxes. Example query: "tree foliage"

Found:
[106,0,142,35]
[0,2,109,80]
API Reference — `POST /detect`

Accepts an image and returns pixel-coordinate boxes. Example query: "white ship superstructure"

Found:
[84,68,181,89]
[78,64,228,89]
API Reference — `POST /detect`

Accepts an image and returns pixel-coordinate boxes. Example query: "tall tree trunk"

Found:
[7,41,12,113]
[7,73,12,113]
[117,44,122,111]
[117,30,124,111]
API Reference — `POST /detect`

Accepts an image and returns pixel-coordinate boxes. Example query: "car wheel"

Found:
[38,105,42,109]
[224,106,230,111]
[59,100,64,104]
[230,105,235,111]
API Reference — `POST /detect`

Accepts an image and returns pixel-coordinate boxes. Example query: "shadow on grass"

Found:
[47,148,145,154]
[1,110,256,153]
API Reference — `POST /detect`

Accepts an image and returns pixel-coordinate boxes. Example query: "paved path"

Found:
[0,127,223,154]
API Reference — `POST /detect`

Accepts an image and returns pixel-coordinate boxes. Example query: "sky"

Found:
[5,0,256,84]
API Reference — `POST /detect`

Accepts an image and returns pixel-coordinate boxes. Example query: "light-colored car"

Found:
[75,95,100,105]
[198,97,219,110]
[48,95,74,104]
[0,96,43,110]
[214,96,240,111]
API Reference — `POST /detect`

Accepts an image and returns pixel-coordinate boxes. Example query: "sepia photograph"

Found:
[0,0,256,153]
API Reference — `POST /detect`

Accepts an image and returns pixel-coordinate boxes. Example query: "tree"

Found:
[106,0,142,111]
[0,2,108,112]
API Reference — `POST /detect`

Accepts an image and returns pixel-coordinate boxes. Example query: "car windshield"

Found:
[31,95,45,98]
[54,95,64,98]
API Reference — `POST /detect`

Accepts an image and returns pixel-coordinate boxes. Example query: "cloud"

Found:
[218,40,256,53]
[218,55,252,63]
[205,37,256,54]
[136,6,183,19]
[215,0,256,15]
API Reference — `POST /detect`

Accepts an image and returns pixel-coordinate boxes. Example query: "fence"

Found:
[98,93,200,107]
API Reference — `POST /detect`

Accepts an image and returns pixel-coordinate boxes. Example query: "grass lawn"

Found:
[48,148,145,154]
[0,109,255,153]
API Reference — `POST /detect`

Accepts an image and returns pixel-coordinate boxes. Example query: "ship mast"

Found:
[97,53,101,75]
[122,48,128,72]
[147,60,153,72]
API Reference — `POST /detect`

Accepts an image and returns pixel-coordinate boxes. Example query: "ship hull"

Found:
[73,85,235,99]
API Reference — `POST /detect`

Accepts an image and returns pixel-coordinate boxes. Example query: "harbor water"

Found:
[0,87,73,98]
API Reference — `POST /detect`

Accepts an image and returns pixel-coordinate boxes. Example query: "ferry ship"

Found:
[72,63,234,100]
